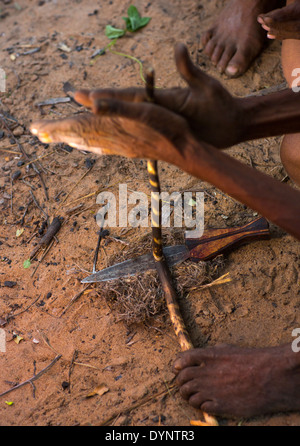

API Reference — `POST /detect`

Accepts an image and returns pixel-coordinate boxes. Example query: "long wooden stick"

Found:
[145,69,218,424]
[147,159,194,350]
[147,159,218,425]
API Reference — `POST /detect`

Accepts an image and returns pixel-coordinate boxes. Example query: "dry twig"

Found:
[0,355,62,398]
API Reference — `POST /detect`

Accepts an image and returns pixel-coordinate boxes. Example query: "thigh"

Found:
[281,0,300,86]
[282,39,300,86]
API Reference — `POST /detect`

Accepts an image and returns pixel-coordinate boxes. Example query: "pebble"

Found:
[131,384,148,401]
[11,170,21,181]
[4,281,17,288]
[13,126,24,137]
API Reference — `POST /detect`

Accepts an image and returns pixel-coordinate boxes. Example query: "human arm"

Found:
[74,44,300,148]
[31,102,300,241]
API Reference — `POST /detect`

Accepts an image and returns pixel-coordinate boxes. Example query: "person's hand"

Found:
[30,101,196,162]
[74,44,244,149]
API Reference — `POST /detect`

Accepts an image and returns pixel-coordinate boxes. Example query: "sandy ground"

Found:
[0,0,299,427]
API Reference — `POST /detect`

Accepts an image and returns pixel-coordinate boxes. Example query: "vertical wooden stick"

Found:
[146,69,194,351]
[146,69,218,425]
[147,159,194,351]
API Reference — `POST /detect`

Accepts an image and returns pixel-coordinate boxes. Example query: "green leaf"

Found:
[122,16,132,30]
[23,259,31,269]
[105,25,126,39]
[123,5,151,32]
[127,5,141,19]
[138,17,151,28]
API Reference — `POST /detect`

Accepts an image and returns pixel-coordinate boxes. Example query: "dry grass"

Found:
[96,230,225,324]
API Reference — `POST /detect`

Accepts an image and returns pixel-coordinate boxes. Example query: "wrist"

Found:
[237,88,300,142]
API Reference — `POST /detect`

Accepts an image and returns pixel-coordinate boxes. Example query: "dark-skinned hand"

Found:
[74,43,245,149]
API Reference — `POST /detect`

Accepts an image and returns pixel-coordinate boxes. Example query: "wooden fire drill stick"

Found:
[145,69,194,349]
[146,70,218,425]
[147,158,194,351]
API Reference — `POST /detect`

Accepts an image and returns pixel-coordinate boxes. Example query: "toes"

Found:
[198,399,221,415]
[217,45,236,74]
[260,4,296,24]
[178,377,206,402]
[201,29,213,47]
[211,44,225,66]
[203,38,217,59]
[173,349,207,372]
[257,16,274,35]
[225,44,258,78]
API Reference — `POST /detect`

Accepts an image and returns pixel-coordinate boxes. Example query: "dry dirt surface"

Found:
[0,0,300,427]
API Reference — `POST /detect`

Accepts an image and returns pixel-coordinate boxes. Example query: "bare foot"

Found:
[201,0,285,77]
[173,344,300,418]
[258,1,300,40]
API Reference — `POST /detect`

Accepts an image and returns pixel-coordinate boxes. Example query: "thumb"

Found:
[175,43,211,88]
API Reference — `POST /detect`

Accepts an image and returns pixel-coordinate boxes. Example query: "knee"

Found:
[280,134,300,186]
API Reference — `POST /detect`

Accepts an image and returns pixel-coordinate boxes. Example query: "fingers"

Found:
[92,97,188,139]
[175,43,211,88]
[92,97,151,120]
[74,87,147,109]
[74,89,94,108]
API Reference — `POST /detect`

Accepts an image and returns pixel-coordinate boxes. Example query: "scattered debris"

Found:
[3,281,17,288]
[86,383,110,398]
[0,355,62,399]
[35,97,71,107]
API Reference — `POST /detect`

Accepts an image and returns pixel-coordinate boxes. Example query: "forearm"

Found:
[238,88,300,142]
[178,134,300,241]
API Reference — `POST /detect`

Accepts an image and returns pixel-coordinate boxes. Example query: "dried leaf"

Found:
[86,383,109,398]
[14,334,23,344]
[58,42,72,53]
[16,228,24,238]
[190,413,218,426]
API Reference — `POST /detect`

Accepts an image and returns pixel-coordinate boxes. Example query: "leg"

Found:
[280,16,300,186]
[173,344,300,418]
[258,0,300,40]
[201,0,285,78]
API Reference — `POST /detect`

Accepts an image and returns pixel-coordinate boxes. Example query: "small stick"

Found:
[0,114,49,200]
[92,227,104,273]
[35,97,71,107]
[56,164,95,210]
[10,176,13,214]
[0,147,21,154]
[100,384,176,426]
[30,239,55,277]
[92,206,109,273]
[67,349,78,393]
[59,284,92,317]
[30,190,49,223]
[0,355,62,398]
[5,295,41,324]
[29,216,62,260]
[19,198,33,226]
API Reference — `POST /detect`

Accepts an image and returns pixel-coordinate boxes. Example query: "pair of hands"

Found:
[31,44,245,162]
[73,43,243,152]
